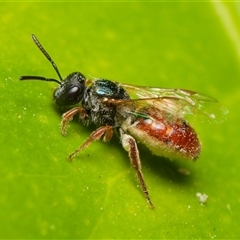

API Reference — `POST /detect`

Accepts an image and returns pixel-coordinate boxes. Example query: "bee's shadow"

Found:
[141,146,194,186]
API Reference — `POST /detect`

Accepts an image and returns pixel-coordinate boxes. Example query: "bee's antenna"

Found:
[31,34,63,81]
[19,75,61,84]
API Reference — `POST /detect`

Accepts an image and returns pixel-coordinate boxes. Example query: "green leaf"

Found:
[0,2,239,238]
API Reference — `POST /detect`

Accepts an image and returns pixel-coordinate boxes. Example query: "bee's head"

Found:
[53,72,85,107]
[19,34,86,107]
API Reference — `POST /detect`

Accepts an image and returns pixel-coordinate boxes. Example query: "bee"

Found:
[20,34,228,208]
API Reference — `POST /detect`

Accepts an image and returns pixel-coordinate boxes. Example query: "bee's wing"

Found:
[115,83,228,122]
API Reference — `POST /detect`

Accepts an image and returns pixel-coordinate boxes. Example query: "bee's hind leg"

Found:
[120,129,155,209]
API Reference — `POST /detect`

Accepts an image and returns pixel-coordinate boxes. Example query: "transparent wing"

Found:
[115,83,229,123]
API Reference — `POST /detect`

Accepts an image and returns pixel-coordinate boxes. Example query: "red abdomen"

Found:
[128,107,201,161]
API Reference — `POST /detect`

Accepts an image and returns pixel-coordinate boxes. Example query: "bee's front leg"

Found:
[61,107,89,136]
[120,129,155,209]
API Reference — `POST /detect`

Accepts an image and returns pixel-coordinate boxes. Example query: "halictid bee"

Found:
[20,34,228,208]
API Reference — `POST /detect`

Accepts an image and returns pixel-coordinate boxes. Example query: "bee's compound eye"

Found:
[54,72,86,106]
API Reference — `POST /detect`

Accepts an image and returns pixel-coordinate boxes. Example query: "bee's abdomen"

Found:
[128,108,201,161]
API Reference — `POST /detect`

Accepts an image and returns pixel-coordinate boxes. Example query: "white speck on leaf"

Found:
[196,192,208,205]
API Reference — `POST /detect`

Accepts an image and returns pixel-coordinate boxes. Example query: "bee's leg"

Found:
[120,129,155,209]
[68,125,113,161]
[61,107,88,136]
